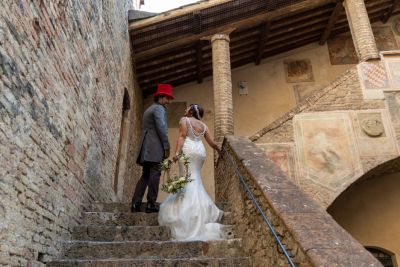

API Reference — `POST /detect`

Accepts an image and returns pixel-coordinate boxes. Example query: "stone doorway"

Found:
[114,88,131,198]
[327,172,400,267]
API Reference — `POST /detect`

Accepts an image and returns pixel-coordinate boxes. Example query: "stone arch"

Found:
[113,88,131,199]
[327,157,400,266]
[327,155,400,207]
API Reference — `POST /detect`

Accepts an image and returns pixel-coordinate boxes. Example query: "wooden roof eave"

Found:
[130,0,335,61]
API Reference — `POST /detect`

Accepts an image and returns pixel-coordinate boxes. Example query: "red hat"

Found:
[154,84,175,99]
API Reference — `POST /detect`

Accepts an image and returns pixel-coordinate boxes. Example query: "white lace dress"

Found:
[158,118,224,241]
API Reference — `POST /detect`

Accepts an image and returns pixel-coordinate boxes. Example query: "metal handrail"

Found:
[222,148,297,267]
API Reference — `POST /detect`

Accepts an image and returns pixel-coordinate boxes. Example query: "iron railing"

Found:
[222,147,296,267]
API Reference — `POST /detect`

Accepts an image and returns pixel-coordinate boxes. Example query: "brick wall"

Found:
[216,136,382,267]
[0,1,142,265]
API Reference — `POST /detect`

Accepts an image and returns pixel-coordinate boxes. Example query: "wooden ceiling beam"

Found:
[381,0,400,22]
[267,24,326,46]
[136,0,391,93]
[333,8,389,30]
[140,26,324,82]
[140,71,197,90]
[137,13,350,83]
[136,46,194,69]
[263,31,322,54]
[268,15,328,39]
[319,0,344,45]
[140,67,197,86]
[130,0,233,30]
[263,36,321,58]
[138,60,197,80]
[142,35,323,92]
[135,4,339,65]
[334,1,392,24]
[133,11,205,53]
[331,13,384,36]
[133,0,334,61]
[143,36,323,91]
[271,4,334,30]
[255,21,271,65]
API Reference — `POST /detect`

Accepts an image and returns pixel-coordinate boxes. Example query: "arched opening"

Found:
[327,172,400,267]
[365,247,395,267]
[114,88,131,197]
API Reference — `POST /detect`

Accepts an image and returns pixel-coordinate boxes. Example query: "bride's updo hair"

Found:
[189,104,204,120]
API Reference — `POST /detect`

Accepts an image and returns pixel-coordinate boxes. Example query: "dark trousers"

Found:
[132,162,161,205]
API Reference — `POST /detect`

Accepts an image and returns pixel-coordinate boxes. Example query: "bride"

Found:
[158,104,223,241]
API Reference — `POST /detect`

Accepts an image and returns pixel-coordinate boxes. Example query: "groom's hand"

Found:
[164,149,170,159]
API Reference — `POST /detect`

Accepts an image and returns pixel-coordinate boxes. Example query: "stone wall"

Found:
[216,136,382,267]
[0,1,142,265]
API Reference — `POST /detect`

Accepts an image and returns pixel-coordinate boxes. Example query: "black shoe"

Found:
[131,203,142,213]
[145,202,159,213]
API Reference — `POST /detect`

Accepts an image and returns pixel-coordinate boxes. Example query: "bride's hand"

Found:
[173,155,179,163]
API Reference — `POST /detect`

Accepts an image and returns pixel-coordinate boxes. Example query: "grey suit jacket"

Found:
[136,103,170,165]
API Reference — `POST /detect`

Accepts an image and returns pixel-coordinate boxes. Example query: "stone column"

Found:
[344,0,379,61]
[211,33,234,146]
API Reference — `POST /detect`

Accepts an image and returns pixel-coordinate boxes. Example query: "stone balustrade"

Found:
[216,136,382,267]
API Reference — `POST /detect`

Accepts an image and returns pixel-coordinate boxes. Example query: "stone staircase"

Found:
[48,202,251,266]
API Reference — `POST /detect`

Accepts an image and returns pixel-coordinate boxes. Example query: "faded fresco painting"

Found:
[385,92,400,142]
[382,54,400,90]
[352,110,399,157]
[328,32,358,65]
[374,26,398,51]
[284,59,314,83]
[328,26,398,65]
[294,112,362,190]
[256,143,298,183]
[393,15,400,36]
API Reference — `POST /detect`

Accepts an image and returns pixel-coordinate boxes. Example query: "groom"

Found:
[131,84,175,213]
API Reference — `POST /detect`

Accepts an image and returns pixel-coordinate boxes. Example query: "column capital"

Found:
[211,33,230,43]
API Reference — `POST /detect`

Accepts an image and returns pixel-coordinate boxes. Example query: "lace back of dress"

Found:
[186,117,206,141]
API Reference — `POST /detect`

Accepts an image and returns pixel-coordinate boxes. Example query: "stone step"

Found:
[72,225,236,241]
[91,202,231,213]
[48,257,251,267]
[62,239,244,260]
[72,225,171,241]
[82,212,233,226]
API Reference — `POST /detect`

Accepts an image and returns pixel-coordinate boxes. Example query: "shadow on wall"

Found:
[328,170,400,267]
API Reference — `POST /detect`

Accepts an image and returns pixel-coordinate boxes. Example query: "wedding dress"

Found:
[158,117,224,241]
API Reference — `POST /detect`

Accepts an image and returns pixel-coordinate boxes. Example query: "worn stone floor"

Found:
[47,202,251,266]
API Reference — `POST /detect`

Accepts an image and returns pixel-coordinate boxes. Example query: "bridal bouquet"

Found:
[160,152,192,194]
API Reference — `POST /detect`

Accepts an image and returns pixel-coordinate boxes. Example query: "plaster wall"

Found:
[164,42,352,200]
[328,172,400,266]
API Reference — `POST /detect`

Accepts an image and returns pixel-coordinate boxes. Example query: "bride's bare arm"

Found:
[204,127,221,154]
[173,118,188,161]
